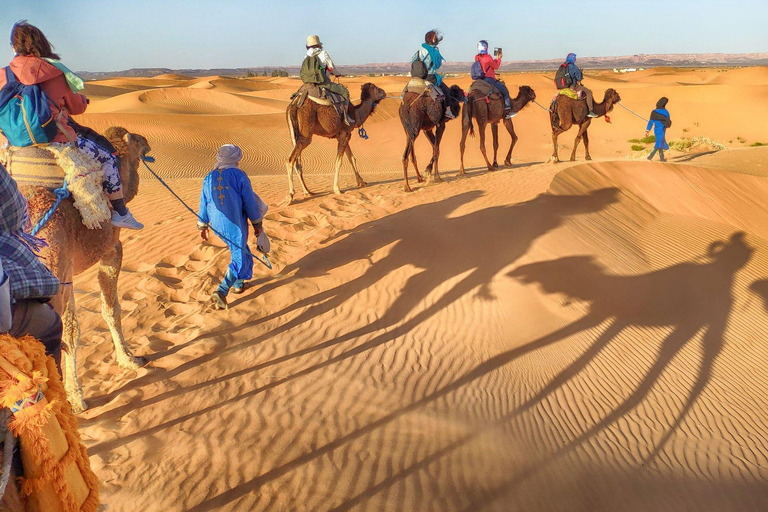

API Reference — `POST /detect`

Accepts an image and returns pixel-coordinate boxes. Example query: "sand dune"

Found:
[52,67,768,511]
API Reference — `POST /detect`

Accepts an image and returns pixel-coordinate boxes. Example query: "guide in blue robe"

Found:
[197,147,265,299]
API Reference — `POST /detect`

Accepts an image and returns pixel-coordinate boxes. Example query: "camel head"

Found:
[448,84,466,103]
[103,126,151,203]
[360,83,387,111]
[603,88,621,111]
[518,85,536,103]
[104,126,151,163]
[707,232,753,271]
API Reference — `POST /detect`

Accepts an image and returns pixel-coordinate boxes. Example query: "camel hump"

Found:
[469,79,500,97]
[0,145,65,189]
[402,78,443,102]
[291,83,343,107]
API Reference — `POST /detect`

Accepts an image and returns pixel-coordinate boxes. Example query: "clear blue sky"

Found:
[3,0,766,72]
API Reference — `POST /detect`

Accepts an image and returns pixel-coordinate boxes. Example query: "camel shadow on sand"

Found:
[184,231,760,512]
[505,231,754,462]
[329,231,763,512]
[84,188,620,446]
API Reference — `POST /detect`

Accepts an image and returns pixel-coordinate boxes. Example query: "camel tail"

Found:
[463,97,475,137]
[287,105,300,148]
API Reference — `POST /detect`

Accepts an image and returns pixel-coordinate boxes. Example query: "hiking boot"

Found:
[587,111,599,118]
[111,210,144,230]
[504,109,517,119]
[211,291,228,310]
[444,107,455,120]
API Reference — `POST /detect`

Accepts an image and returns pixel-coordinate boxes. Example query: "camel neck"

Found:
[594,96,613,117]
[511,93,532,112]
[352,99,376,127]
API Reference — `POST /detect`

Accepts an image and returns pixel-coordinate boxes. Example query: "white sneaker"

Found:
[504,110,517,119]
[111,210,144,230]
[587,111,599,118]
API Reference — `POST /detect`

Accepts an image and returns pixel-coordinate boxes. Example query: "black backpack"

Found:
[411,52,428,79]
[554,63,573,89]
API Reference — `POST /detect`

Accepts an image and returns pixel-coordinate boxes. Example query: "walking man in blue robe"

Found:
[197,144,267,310]
[646,97,672,162]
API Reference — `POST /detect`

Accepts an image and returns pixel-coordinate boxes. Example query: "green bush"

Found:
[628,135,656,144]
[630,144,645,151]
[750,142,767,147]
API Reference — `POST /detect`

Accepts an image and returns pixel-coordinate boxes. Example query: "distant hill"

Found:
[77,53,768,80]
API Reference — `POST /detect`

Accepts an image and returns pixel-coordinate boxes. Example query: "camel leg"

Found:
[503,118,518,166]
[459,116,470,175]
[345,145,366,187]
[491,123,499,169]
[332,132,351,195]
[99,238,147,370]
[551,129,564,163]
[424,129,436,177]
[294,151,313,197]
[478,122,493,171]
[583,129,592,161]
[570,121,591,162]
[60,289,87,413]
[402,136,415,192]
[431,123,446,183]
[411,146,423,183]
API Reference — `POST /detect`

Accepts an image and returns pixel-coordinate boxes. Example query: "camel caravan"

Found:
[286,32,623,197]
[0,20,644,509]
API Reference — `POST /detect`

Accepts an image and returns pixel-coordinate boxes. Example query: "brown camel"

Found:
[459,85,537,173]
[399,84,465,192]
[19,127,151,412]
[285,83,387,204]
[550,88,621,162]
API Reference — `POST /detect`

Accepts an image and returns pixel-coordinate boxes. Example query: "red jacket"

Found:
[475,53,501,80]
[0,55,88,143]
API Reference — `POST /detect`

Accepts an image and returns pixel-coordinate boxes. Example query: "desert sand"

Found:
[64,67,768,511]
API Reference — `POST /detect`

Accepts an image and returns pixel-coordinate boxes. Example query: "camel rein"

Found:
[617,103,649,122]
[139,157,272,270]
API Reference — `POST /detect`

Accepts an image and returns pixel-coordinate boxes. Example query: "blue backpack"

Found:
[0,67,59,147]
[470,60,486,80]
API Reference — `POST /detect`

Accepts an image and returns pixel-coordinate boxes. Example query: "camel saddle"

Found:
[402,78,444,103]
[469,79,501,98]
[0,146,65,189]
[290,83,347,108]
[0,144,111,230]
[557,88,582,100]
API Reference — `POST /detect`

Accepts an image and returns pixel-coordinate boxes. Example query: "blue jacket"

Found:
[567,62,583,83]
[646,108,671,149]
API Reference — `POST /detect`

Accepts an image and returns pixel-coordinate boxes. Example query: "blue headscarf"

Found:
[566,53,577,64]
[421,43,444,71]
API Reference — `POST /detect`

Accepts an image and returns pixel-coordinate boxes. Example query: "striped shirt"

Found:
[0,164,60,301]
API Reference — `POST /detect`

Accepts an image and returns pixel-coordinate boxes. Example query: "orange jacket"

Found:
[0,55,88,143]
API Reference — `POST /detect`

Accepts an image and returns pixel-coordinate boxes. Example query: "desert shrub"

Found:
[630,144,645,151]
[668,137,727,152]
[628,135,655,145]
[750,142,767,147]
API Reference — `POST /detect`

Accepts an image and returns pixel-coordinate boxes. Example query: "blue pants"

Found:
[483,78,511,109]
[217,269,244,297]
